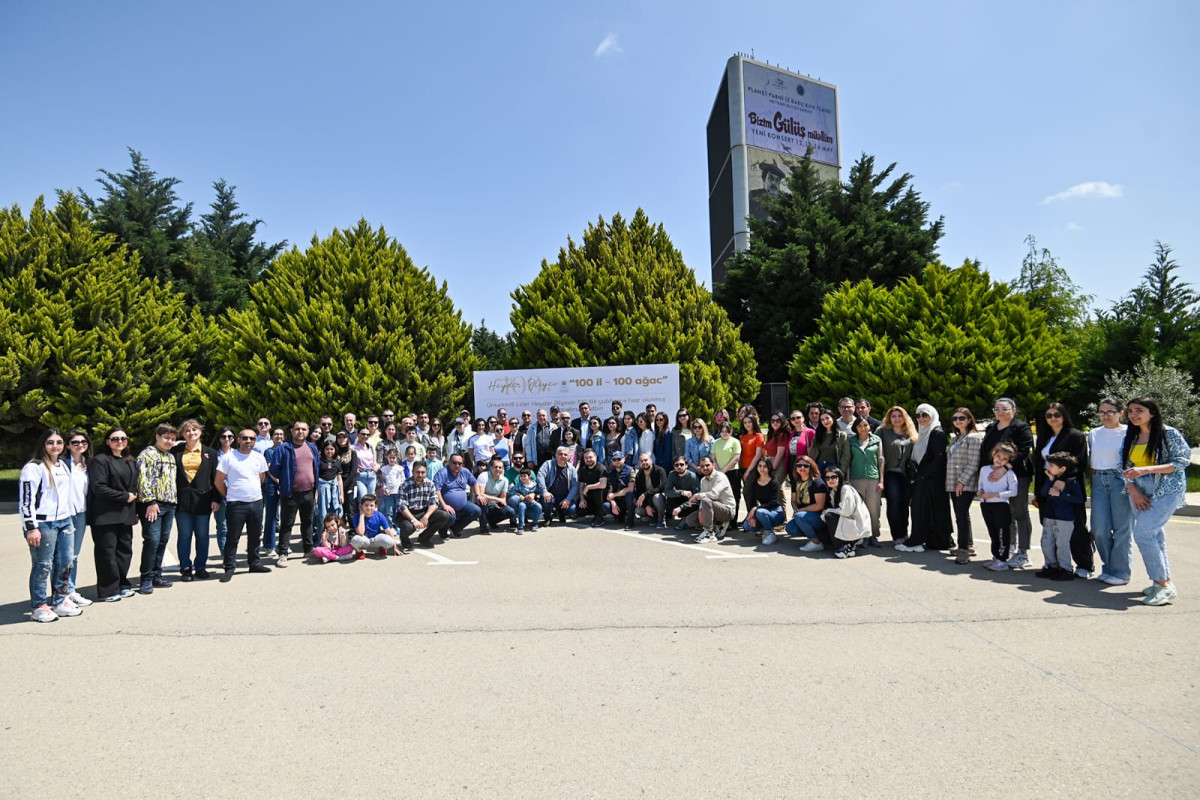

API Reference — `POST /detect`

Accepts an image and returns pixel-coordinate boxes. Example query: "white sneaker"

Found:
[1074,567,1091,579]
[30,604,57,623]
[1006,552,1029,569]
[799,540,825,552]
[984,559,1009,572]
[53,598,82,617]
[277,553,288,568]
[1144,584,1178,606]
[1098,574,1129,586]
[762,531,778,546]
[894,543,912,552]
[695,529,717,543]
[716,522,729,540]
[908,545,925,553]
[67,591,93,607]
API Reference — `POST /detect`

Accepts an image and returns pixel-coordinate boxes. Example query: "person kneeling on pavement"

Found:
[351,495,402,558]
[576,448,608,526]
[817,468,871,558]
[479,456,516,532]
[678,456,736,543]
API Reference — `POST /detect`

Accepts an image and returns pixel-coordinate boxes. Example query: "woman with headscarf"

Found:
[897,403,953,552]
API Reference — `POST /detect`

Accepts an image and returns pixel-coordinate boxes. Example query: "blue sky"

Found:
[2,1,1195,333]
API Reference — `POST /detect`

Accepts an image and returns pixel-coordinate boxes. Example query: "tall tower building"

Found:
[707,55,840,286]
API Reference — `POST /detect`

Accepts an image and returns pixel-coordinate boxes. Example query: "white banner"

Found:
[474,364,681,420]
[742,61,838,167]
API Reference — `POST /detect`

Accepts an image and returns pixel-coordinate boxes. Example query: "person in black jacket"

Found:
[631,452,669,529]
[898,404,953,552]
[979,397,1035,568]
[172,420,221,581]
[1032,403,1093,577]
[90,427,139,602]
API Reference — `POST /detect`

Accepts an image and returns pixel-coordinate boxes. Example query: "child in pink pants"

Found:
[312,513,354,563]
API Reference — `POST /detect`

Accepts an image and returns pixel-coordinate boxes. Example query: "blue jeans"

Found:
[214,498,228,553]
[356,471,377,500]
[261,493,279,551]
[508,496,543,528]
[1129,475,1178,582]
[745,506,785,532]
[483,501,516,528]
[68,510,87,594]
[139,505,176,581]
[378,494,399,526]
[175,510,212,572]
[314,478,343,537]
[786,511,825,540]
[29,519,74,608]
[448,501,483,533]
[1092,469,1133,581]
[883,471,910,540]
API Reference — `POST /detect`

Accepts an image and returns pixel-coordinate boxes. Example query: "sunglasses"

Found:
[220,434,234,439]
[796,465,811,470]
[108,435,128,442]
[673,463,687,468]
[1044,412,1062,419]
[951,415,967,422]
[257,421,270,426]
[238,435,256,441]
[824,475,839,481]
[69,439,88,446]
[915,412,930,418]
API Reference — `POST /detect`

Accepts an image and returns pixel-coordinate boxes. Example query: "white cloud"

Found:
[594,32,622,58]
[1065,222,1084,231]
[1042,181,1123,204]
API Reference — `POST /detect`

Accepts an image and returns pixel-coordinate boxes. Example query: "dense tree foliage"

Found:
[194,220,477,426]
[509,210,759,419]
[789,261,1072,416]
[471,319,515,371]
[1009,234,1093,332]
[0,195,208,461]
[715,152,944,381]
[80,149,283,315]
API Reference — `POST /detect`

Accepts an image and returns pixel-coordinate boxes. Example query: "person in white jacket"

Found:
[819,468,871,559]
[19,429,81,622]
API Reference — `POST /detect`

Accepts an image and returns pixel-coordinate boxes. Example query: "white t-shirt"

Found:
[217,449,269,503]
[1089,424,1127,471]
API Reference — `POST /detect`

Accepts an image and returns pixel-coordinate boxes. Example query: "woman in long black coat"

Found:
[899,403,954,552]
[1032,402,1092,576]
[90,427,139,602]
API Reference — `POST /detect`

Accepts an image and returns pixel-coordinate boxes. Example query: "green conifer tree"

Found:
[194,220,477,425]
[0,194,208,460]
[789,261,1072,416]
[508,210,759,419]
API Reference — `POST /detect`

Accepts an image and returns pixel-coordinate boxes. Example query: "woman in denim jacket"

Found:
[1121,396,1191,606]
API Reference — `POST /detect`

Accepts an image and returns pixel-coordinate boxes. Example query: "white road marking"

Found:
[601,527,769,559]
[411,549,478,566]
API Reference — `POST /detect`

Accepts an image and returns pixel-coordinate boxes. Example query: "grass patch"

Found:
[1189,463,1200,494]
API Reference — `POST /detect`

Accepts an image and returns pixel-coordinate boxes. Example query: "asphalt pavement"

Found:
[0,505,1196,798]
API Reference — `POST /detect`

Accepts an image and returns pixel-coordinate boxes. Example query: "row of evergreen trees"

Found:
[3,149,1196,464]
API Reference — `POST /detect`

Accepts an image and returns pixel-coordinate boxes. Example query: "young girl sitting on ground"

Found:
[312,513,354,563]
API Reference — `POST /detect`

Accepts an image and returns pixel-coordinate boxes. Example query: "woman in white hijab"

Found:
[896,403,954,552]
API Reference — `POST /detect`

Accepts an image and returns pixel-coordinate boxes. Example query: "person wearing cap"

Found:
[447,417,470,458]
[603,451,634,526]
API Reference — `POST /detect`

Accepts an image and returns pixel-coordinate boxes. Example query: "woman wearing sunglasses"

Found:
[63,429,93,609]
[90,428,139,603]
[818,468,871,559]
[1032,402,1092,577]
[945,408,984,563]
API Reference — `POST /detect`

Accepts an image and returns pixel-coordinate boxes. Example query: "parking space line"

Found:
[411,549,478,566]
[600,528,769,559]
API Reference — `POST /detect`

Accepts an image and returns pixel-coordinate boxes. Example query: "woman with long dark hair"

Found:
[880,406,918,544]
[1090,398,1132,585]
[810,410,850,475]
[897,404,953,552]
[945,408,984,563]
[604,416,623,462]
[818,467,872,558]
[979,397,1035,567]
[210,426,236,553]
[20,429,78,621]
[1122,397,1190,605]
[847,415,884,548]
[621,411,640,460]
[90,427,139,603]
[174,419,221,581]
[1032,402,1092,577]
[671,408,693,465]
[743,457,783,541]
[652,412,673,468]
[63,428,92,609]
[335,429,359,519]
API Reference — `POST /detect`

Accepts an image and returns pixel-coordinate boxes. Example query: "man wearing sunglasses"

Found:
[680,456,736,542]
[252,418,273,453]
[215,430,273,582]
[664,457,701,530]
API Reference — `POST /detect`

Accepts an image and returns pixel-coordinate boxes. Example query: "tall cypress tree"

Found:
[194,219,478,425]
[0,194,208,460]
[509,210,759,419]
[788,261,1072,416]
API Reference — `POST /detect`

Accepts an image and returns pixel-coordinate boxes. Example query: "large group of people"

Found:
[17,394,1191,622]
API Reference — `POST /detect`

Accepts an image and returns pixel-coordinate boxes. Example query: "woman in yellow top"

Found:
[172,420,221,581]
[1121,397,1191,606]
